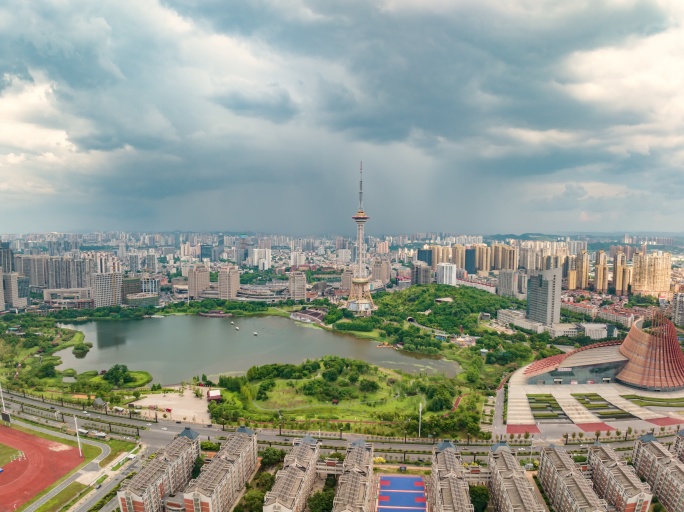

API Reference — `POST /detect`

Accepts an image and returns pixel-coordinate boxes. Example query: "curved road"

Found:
[12,419,110,512]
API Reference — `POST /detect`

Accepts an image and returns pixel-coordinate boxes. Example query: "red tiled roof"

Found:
[523,340,622,377]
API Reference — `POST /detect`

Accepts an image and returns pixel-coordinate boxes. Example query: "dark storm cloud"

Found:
[0,0,683,234]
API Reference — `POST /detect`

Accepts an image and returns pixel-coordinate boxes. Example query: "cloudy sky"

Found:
[1,0,684,236]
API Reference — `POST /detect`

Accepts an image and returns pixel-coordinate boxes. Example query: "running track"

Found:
[0,425,82,511]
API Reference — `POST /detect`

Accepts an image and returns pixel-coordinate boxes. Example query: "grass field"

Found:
[99,439,137,467]
[34,482,88,512]
[0,442,20,467]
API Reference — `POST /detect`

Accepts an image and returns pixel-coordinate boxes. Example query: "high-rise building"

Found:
[177,427,257,512]
[587,443,651,512]
[577,250,590,290]
[289,271,306,301]
[264,437,320,512]
[0,269,4,310]
[121,277,143,302]
[417,249,433,268]
[412,261,432,285]
[341,267,353,291]
[594,250,609,294]
[430,441,473,512]
[632,249,672,298]
[219,266,240,300]
[538,446,607,512]
[346,165,375,316]
[674,293,684,327]
[632,435,684,512]
[188,266,210,300]
[332,440,374,512]
[0,242,14,273]
[475,244,492,273]
[465,248,477,275]
[436,263,458,285]
[567,269,578,291]
[372,259,391,285]
[492,244,518,271]
[613,251,630,296]
[118,433,200,512]
[498,270,527,299]
[92,273,123,308]
[451,244,466,269]
[526,267,561,325]
[2,272,28,309]
[489,443,545,512]
[290,251,306,267]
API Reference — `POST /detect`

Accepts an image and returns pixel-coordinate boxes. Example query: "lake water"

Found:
[57,315,460,384]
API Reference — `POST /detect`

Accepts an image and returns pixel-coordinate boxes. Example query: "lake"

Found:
[57,315,460,384]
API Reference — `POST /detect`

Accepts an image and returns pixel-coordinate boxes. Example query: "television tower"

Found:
[346,162,376,316]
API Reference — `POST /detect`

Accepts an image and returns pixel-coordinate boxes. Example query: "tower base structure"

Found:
[346,277,376,316]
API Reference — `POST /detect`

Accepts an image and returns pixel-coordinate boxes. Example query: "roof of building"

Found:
[523,341,623,377]
[178,427,200,440]
[332,441,374,512]
[542,446,606,511]
[264,437,319,510]
[432,441,473,512]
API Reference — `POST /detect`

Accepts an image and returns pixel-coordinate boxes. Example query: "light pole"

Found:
[0,381,6,413]
[418,402,422,438]
[73,415,83,458]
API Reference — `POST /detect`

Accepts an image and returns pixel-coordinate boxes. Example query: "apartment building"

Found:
[673,429,684,462]
[430,440,474,512]
[332,440,374,512]
[263,437,320,512]
[289,271,307,301]
[488,443,545,512]
[92,272,123,308]
[171,426,257,512]
[218,266,240,300]
[118,433,200,512]
[538,446,607,512]
[587,443,651,512]
[632,435,684,512]
[188,265,210,300]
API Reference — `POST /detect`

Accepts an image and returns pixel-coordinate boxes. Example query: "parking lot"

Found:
[133,387,212,424]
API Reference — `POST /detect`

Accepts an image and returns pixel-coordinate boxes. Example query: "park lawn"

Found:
[100,439,137,468]
[34,481,88,512]
[0,442,20,466]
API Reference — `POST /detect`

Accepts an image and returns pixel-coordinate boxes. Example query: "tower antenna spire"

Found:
[359,161,364,211]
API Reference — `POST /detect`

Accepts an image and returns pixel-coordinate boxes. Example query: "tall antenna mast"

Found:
[359,161,364,211]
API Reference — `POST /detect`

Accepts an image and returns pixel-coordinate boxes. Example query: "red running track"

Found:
[0,425,82,512]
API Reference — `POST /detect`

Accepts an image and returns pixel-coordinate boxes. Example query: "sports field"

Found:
[377,475,427,512]
[0,442,20,467]
[0,425,82,512]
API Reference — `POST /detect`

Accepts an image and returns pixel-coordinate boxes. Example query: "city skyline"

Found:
[2,1,684,234]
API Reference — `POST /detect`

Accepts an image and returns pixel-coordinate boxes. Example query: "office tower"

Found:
[289,271,306,301]
[436,263,458,285]
[416,248,433,268]
[451,244,465,268]
[0,242,14,273]
[632,249,672,297]
[538,446,607,512]
[219,266,240,300]
[346,166,375,316]
[264,437,320,512]
[577,250,590,289]
[587,443,651,512]
[632,435,684,512]
[464,248,477,274]
[372,259,391,285]
[526,267,561,325]
[2,272,28,309]
[430,441,474,512]
[594,250,609,293]
[674,293,684,327]
[129,253,141,273]
[92,272,123,308]
[200,244,213,261]
[235,238,249,266]
[489,443,545,512]
[188,265,210,300]
[411,261,432,285]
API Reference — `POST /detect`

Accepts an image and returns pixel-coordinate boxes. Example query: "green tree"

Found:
[358,379,380,393]
[243,489,266,511]
[103,364,133,387]
[192,456,204,478]
[260,447,286,467]
[307,489,336,512]
[469,485,489,512]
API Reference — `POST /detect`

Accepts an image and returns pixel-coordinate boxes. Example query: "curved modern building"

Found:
[522,314,684,391]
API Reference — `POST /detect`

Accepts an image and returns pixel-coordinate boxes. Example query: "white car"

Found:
[161,427,167,431]
[146,423,151,426]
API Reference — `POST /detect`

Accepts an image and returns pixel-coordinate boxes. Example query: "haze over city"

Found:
[2,0,684,234]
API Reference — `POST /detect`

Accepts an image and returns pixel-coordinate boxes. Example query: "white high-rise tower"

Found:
[346,163,376,316]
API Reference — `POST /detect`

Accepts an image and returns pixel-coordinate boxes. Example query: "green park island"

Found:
[0,284,622,439]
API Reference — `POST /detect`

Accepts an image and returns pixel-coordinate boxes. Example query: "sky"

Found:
[1,0,684,236]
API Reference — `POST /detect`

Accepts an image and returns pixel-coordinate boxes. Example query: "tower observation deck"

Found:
[346,163,376,316]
